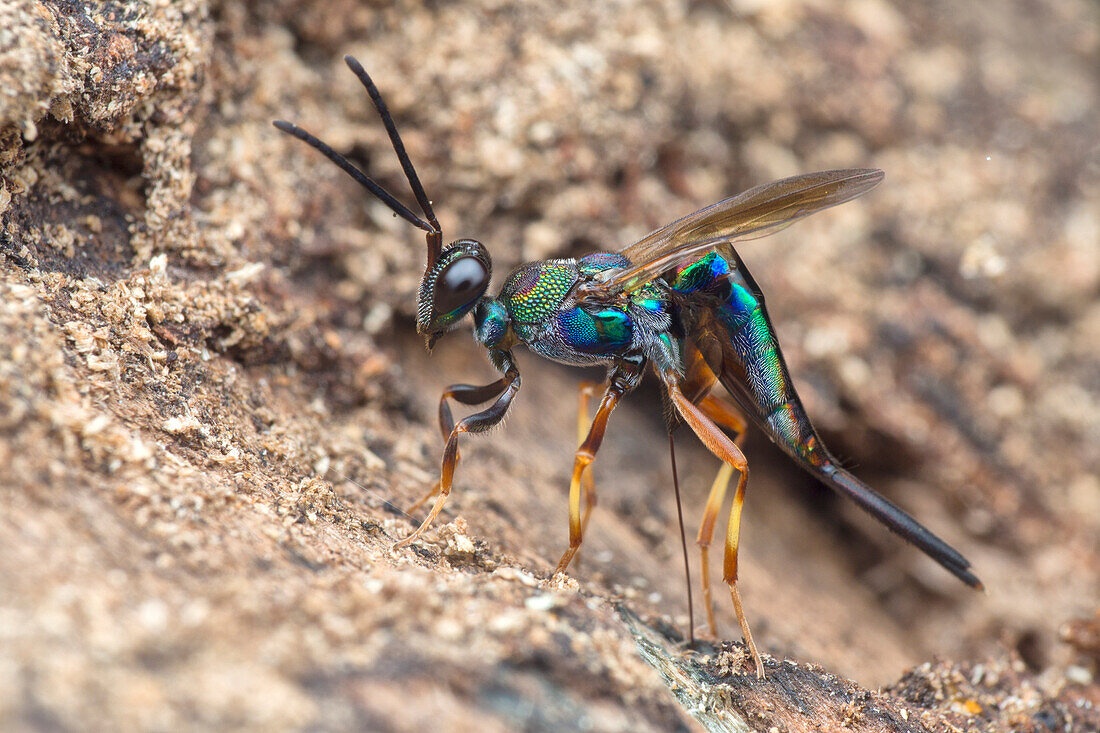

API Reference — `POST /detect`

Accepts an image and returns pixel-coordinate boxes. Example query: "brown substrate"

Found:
[2,1,1098,730]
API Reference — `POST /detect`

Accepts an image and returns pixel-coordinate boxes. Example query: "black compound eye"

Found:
[433,256,488,316]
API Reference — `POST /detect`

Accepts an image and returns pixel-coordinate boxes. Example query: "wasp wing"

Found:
[605,168,884,295]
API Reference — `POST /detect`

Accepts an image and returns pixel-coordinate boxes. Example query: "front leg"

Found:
[395,351,521,548]
[555,355,645,575]
[406,377,513,514]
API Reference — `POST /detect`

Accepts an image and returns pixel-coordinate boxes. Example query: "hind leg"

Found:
[661,371,765,678]
[697,462,734,638]
[694,392,749,637]
[677,349,751,639]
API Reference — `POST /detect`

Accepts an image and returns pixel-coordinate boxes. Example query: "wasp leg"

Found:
[576,381,604,536]
[677,350,751,639]
[554,384,623,575]
[661,372,765,679]
[395,354,520,549]
[554,358,645,576]
[406,378,512,514]
[697,462,735,638]
[694,393,750,638]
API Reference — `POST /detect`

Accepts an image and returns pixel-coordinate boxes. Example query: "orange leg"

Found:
[406,376,513,516]
[395,359,521,549]
[698,462,735,639]
[555,357,646,576]
[576,381,604,536]
[661,371,765,679]
[554,384,623,575]
[694,392,749,638]
[674,347,752,641]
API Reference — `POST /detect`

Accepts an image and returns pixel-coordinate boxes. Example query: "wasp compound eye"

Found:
[434,257,488,315]
[417,239,492,336]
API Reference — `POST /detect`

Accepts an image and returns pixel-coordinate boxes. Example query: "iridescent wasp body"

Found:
[276,56,981,678]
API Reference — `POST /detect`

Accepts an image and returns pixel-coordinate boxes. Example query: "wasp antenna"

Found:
[272,119,434,234]
[343,55,443,266]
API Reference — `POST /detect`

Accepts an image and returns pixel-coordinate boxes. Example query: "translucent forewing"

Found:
[605,168,885,294]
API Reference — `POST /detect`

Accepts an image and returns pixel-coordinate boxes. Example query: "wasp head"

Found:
[417,239,492,347]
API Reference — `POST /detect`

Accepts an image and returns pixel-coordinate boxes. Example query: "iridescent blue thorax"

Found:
[473,253,676,368]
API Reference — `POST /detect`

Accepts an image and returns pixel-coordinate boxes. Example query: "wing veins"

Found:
[607,168,884,294]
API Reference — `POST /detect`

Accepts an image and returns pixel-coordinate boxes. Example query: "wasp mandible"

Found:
[275,56,982,679]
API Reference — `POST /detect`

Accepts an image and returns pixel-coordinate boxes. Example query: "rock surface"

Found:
[1,1,1098,730]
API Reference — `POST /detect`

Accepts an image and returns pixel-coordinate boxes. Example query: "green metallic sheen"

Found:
[500,262,576,324]
[672,251,725,292]
[474,299,511,348]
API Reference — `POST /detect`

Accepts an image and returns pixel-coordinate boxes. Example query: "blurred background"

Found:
[1,0,1097,729]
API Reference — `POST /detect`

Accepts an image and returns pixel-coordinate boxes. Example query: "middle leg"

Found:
[555,357,645,576]
[576,381,604,536]
[554,383,622,575]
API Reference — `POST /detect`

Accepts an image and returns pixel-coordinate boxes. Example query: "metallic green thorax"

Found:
[499,262,576,324]
[472,254,670,367]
